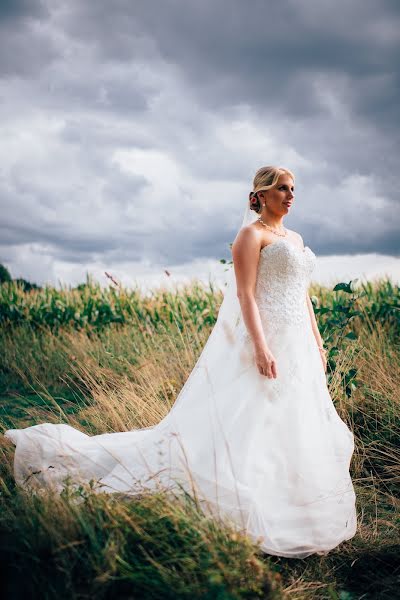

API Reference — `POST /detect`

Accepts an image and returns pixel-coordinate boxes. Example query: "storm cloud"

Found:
[0,0,399,287]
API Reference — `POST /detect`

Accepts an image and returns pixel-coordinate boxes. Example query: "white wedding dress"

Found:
[5,236,357,559]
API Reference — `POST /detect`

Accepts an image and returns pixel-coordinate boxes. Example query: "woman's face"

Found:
[259,174,295,214]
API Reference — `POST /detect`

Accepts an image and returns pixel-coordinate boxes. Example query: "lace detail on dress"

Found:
[233,239,316,343]
[254,239,316,328]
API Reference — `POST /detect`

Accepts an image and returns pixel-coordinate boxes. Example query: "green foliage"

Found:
[0,279,222,334]
[0,275,398,342]
[0,263,12,284]
[0,273,399,598]
[0,480,282,599]
[314,277,399,340]
[309,277,399,399]
[12,277,41,292]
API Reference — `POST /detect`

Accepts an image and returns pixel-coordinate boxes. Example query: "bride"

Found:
[5,165,357,559]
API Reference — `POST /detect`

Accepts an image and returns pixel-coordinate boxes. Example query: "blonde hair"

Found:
[250,165,295,213]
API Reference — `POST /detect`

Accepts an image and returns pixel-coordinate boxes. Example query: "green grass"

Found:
[1,276,399,598]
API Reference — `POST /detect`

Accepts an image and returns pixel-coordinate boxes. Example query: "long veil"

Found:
[164,198,258,418]
[129,197,262,527]
[5,198,260,512]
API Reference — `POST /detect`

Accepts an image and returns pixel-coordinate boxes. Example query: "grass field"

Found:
[0,276,399,599]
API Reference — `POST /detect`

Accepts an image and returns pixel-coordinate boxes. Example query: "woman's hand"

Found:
[319,347,327,373]
[254,345,278,378]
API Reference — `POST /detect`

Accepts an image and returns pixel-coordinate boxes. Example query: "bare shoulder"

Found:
[231,223,262,253]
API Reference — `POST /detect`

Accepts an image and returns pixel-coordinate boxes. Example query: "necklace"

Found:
[257,216,287,237]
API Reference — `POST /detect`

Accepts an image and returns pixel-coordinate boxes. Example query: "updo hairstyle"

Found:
[249,165,295,214]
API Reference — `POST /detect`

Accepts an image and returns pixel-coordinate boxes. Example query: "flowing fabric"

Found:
[5,204,357,559]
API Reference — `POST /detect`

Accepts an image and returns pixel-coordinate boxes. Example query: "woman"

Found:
[5,165,357,559]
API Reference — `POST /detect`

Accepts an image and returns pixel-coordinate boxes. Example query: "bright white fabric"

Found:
[5,207,357,559]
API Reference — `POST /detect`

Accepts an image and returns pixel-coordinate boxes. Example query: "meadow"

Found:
[0,275,399,599]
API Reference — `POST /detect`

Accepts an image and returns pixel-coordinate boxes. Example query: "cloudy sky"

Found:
[1,0,399,291]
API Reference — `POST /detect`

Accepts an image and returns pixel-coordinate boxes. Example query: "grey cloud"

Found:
[53,0,399,179]
[62,1,399,115]
[0,0,58,77]
[0,0,48,21]
[0,0,399,287]
[309,222,400,257]
[0,25,59,78]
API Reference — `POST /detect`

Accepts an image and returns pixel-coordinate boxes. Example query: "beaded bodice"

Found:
[254,238,316,328]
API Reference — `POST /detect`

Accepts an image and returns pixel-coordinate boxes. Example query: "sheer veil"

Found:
[4,195,260,498]
[164,197,258,419]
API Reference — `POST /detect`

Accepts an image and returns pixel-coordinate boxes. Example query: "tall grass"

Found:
[1,276,398,338]
[0,277,222,332]
[1,277,399,598]
[0,471,282,599]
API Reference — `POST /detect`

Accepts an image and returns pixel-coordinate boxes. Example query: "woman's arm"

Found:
[295,230,326,352]
[231,227,268,351]
[306,293,324,348]
[306,293,328,372]
[232,226,278,378]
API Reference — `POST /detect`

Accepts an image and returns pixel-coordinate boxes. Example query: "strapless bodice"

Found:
[254,238,316,327]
